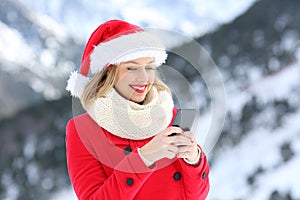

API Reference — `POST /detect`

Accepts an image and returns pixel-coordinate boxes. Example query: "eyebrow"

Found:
[124,60,155,65]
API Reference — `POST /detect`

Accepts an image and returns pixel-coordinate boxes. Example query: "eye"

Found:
[145,66,155,70]
[126,67,137,71]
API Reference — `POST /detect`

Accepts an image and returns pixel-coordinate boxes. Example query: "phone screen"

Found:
[172,108,197,131]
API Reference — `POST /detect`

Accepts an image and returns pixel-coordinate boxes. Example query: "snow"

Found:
[48,187,77,200]
[16,0,256,39]
[0,22,34,70]
[248,63,300,103]
[208,110,300,200]
[1,172,19,200]
[206,62,300,199]
[1,0,257,101]
[223,62,300,115]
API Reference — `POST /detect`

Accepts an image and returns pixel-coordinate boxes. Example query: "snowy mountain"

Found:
[208,62,300,200]
[0,0,256,120]
[16,0,256,39]
[202,0,300,199]
[0,0,82,118]
[1,0,300,199]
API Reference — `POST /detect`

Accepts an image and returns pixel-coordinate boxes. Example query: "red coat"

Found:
[66,109,210,200]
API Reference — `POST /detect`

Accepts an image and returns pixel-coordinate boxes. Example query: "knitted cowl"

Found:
[87,86,174,140]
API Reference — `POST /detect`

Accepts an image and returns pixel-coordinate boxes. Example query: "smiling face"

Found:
[114,57,156,103]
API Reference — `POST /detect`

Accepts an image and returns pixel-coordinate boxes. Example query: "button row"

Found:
[124,146,207,187]
[125,172,206,186]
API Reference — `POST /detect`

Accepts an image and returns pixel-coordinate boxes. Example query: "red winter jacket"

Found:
[66,109,210,200]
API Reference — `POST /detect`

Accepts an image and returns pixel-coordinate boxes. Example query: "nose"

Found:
[136,68,148,82]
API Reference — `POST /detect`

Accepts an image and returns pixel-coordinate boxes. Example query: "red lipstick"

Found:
[130,84,147,93]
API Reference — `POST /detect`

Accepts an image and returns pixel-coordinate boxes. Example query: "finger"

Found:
[170,135,193,146]
[178,145,200,160]
[177,152,192,159]
[177,145,193,153]
[163,126,184,136]
[182,131,197,143]
[161,134,190,145]
[182,131,194,139]
[165,150,177,159]
[165,144,179,153]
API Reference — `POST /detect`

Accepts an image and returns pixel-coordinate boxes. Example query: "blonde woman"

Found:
[66,19,210,200]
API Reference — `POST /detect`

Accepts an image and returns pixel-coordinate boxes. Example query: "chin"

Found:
[131,95,146,103]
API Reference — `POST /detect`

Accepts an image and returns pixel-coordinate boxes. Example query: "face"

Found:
[114,57,156,103]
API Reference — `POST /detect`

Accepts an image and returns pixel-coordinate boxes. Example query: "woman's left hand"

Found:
[176,131,200,163]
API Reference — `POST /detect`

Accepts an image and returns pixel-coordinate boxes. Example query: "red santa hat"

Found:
[66,19,168,98]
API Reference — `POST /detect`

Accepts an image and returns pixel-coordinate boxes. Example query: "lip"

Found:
[129,84,147,94]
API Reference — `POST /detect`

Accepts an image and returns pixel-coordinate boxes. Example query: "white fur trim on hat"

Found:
[90,31,167,74]
[66,71,91,98]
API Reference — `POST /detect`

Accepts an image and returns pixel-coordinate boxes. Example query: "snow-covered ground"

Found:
[207,62,300,199]
[49,187,77,200]
[209,110,300,199]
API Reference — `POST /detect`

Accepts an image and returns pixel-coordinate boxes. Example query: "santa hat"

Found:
[66,19,168,98]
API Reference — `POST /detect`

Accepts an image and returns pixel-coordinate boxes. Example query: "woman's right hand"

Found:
[139,126,194,164]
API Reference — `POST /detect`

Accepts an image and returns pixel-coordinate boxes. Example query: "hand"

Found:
[139,126,193,164]
[176,131,200,163]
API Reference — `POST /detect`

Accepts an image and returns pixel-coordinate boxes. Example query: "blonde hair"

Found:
[80,65,171,110]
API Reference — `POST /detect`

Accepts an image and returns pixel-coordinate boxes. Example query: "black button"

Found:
[126,178,134,186]
[124,146,132,155]
[202,172,207,179]
[173,172,181,181]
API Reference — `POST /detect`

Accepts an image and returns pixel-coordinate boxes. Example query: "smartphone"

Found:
[169,108,197,136]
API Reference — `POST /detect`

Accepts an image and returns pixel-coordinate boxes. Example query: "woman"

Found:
[65,19,210,200]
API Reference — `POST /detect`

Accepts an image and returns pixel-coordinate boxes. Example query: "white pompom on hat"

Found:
[66,19,168,99]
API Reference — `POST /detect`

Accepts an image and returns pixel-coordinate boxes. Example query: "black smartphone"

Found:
[169,108,197,136]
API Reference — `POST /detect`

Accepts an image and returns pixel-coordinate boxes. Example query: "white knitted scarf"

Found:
[87,87,174,140]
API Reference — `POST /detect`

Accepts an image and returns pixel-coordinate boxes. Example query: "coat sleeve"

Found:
[178,146,210,200]
[66,119,154,200]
